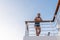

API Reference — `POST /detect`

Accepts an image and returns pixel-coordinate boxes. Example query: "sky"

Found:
[0,0,59,40]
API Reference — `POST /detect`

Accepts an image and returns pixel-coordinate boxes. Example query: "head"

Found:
[37,13,40,17]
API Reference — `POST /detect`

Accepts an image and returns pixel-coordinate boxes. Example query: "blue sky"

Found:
[0,0,59,40]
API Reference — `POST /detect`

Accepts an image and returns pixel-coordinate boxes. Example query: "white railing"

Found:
[25,21,58,36]
[25,11,60,36]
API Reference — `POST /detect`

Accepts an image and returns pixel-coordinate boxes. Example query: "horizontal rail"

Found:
[29,29,58,31]
[25,21,53,23]
[29,33,58,36]
[31,33,57,35]
[29,27,55,28]
[28,23,54,25]
[29,32,58,33]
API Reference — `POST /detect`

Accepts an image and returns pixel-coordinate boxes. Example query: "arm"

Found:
[34,17,37,22]
[40,17,43,21]
[34,17,43,22]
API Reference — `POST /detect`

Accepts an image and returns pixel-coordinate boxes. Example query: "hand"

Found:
[54,15,56,17]
[35,18,41,22]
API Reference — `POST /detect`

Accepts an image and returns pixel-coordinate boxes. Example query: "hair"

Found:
[37,13,40,16]
[37,13,40,18]
[38,13,40,15]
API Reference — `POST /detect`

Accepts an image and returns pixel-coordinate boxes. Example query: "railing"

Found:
[25,21,58,36]
[24,0,60,36]
[24,10,60,36]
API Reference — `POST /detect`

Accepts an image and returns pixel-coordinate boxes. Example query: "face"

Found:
[37,13,40,17]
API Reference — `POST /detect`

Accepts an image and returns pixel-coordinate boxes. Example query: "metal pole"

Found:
[25,21,29,36]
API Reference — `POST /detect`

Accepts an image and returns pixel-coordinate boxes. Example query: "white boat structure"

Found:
[23,0,60,40]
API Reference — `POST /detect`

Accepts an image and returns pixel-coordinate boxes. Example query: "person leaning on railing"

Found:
[34,13,42,36]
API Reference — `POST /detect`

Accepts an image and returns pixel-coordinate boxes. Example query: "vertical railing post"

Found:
[25,21,29,36]
[48,32,50,36]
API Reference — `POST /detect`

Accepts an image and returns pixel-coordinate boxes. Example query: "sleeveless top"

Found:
[35,17,40,26]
